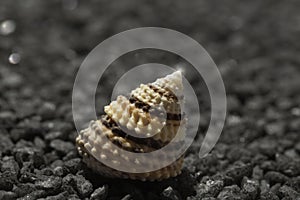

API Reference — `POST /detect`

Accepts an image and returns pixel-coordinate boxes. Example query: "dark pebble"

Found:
[33,137,46,150]
[260,192,280,200]
[13,183,36,197]
[74,174,93,198]
[13,146,45,168]
[0,172,14,191]
[1,156,20,179]
[217,185,245,200]
[0,190,17,200]
[276,155,300,176]
[278,185,300,199]
[53,166,69,177]
[17,190,46,200]
[35,176,62,191]
[50,139,75,155]
[264,171,289,185]
[0,132,14,155]
[67,194,81,200]
[121,194,133,200]
[195,179,223,198]
[252,165,263,180]
[225,162,252,184]
[64,158,82,173]
[162,186,181,200]
[62,174,77,195]
[38,102,56,120]
[241,177,260,200]
[43,191,68,200]
[45,131,68,142]
[90,185,108,200]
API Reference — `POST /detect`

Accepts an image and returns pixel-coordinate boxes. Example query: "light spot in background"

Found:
[291,107,300,116]
[8,53,21,65]
[0,20,16,36]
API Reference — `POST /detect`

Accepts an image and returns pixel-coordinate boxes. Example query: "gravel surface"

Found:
[0,0,300,199]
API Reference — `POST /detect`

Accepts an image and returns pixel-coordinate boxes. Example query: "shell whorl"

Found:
[76,71,187,181]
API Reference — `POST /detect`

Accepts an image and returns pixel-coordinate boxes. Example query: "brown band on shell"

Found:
[129,96,151,112]
[148,84,184,101]
[100,115,165,151]
[129,95,183,121]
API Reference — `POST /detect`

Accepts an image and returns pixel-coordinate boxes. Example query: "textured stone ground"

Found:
[0,0,300,199]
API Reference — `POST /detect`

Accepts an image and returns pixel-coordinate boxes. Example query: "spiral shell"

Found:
[76,71,187,181]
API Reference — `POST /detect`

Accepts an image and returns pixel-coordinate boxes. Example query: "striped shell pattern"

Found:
[76,71,187,181]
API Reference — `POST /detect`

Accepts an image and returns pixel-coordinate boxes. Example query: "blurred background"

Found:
[0,0,299,199]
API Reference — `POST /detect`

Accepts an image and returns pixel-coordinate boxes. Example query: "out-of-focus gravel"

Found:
[0,0,300,199]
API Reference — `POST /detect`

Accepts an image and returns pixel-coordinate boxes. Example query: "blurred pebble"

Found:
[260,192,280,200]
[0,20,16,35]
[0,190,17,199]
[90,185,108,200]
[121,194,133,200]
[50,139,75,155]
[62,0,78,10]
[291,107,300,116]
[8,53,21,64]
[278,185,300,199]
[162,186,180,200]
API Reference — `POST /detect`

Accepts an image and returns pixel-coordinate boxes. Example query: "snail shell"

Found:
[76,71,187,181]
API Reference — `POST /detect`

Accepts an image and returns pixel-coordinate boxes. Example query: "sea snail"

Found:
[76,71,187,181]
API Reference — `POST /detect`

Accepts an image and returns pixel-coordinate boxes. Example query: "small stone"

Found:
[20,190,46,199]
[162,186,180,200]
[0,172,14,191]
[121,194,133,200]
[38,102,56,120]
[90,185,108,200]
[12,183,35,197]
[260,192,280,200]
[241,177,260,200]
[295,142,300,154]
[53,166,69,177]
[64,158,82,173]
[44,192,68,200]
[252,165,263,180]
[2,71,22,88]
[35,176,62,191]
[278,185,300,199]
[265,122,285,136]
[264,171,289,185]
[217,185,244,200]
[50,139,75,155]
[13,146,45,168]
[1,156,19,179]
[260,180,270,194]
[67,194,81,200]
[0,132,14,155]
[276,155,300,176]
[62,174,77,195]
[45,131,67,141]
[225,163,252,184]
[0,190,17,200]
[34,137,46,150]
[74,174,93,198]
[195,179,224,198]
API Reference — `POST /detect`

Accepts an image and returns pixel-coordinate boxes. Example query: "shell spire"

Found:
[76,71,187,181]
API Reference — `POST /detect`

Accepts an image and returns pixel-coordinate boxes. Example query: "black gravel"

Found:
[0,0,300,199]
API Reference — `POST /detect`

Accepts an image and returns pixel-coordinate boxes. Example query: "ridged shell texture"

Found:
[76,71,187,181]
